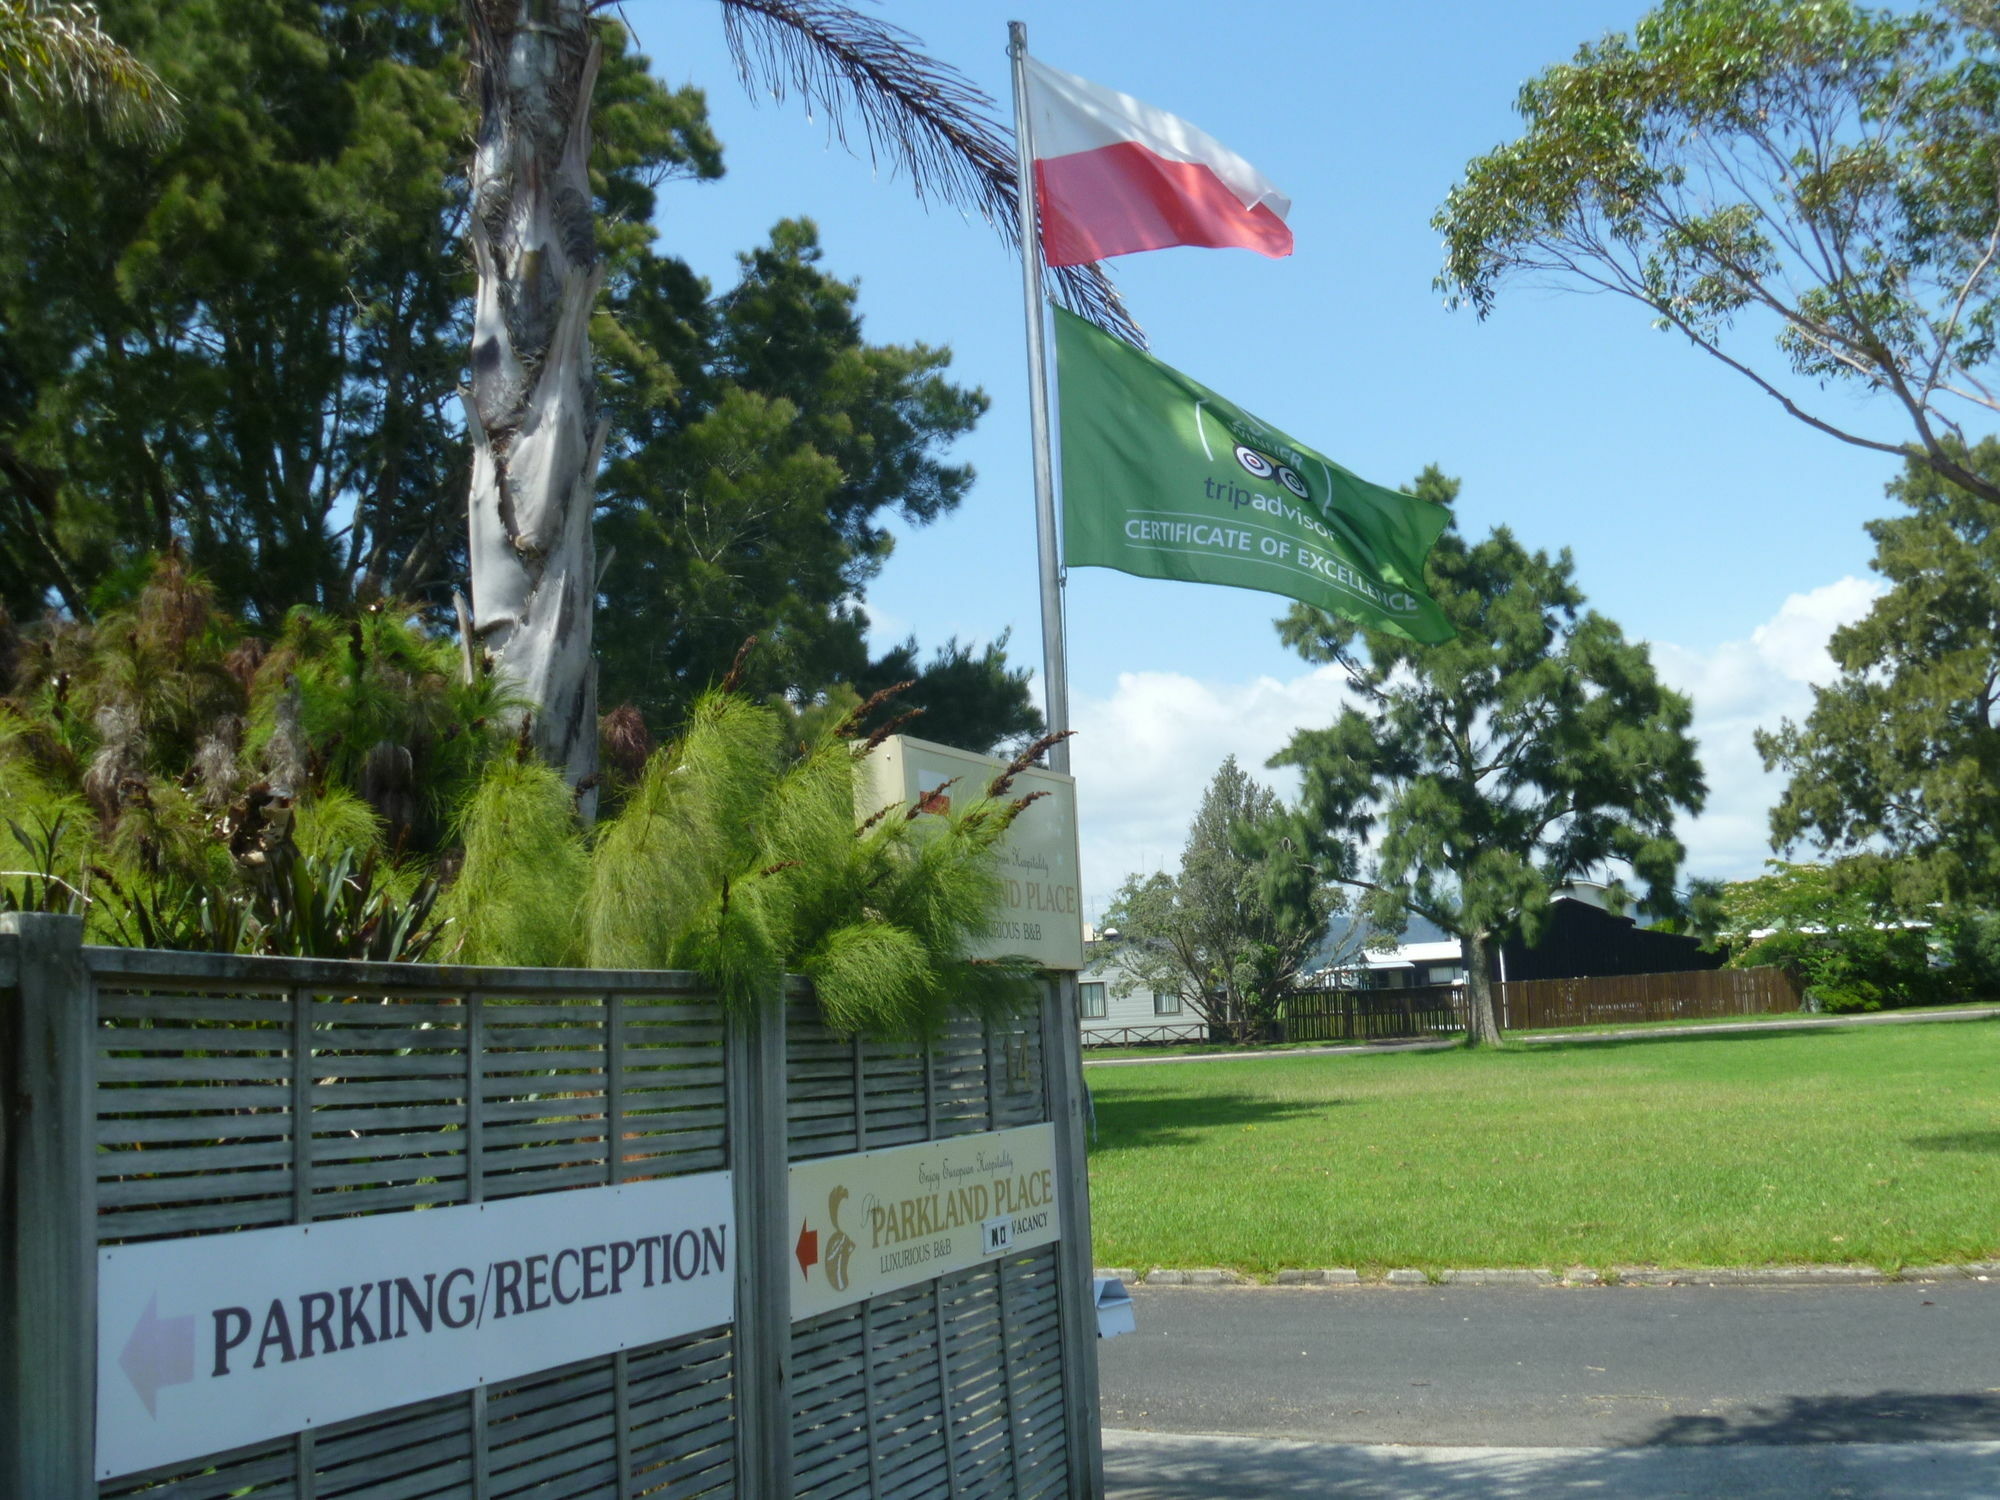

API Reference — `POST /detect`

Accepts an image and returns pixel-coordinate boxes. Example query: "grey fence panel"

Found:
[75,947,743,1500]
[312,1391,478,1498]
[3,922,1096,1500]
[624,1329,737,1496]
[784,1001,1078,1499]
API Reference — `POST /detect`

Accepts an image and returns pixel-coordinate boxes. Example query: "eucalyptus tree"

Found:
[459,0,1132,804]
[1436,0,2000,507]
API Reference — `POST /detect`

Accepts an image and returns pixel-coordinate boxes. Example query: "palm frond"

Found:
[713,0,1141,345]
[0,0,177,141]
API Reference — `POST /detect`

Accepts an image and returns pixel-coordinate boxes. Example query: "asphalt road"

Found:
[1099,1281,2000,1448]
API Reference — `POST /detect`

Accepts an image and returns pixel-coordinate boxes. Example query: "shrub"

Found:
[1945,911,2000,998]
[1737,925,1934,1012]
[1717,861,1938,1011]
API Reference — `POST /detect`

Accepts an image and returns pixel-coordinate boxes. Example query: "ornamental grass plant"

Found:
[443,688,1050,1037]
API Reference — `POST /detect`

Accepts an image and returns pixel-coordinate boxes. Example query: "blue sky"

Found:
[624,0,1910,916]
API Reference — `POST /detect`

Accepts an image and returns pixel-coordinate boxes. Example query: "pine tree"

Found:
[1759,439,2000,911]
[1272,468,1705,1046]
[1102,757,1336,1046]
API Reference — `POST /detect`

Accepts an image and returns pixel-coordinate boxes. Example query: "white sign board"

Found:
[788,1125,1060,1321]
[858,734,1084,969]
[96,1172,734,1481]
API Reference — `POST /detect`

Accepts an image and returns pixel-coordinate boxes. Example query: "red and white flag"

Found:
[1024,56,1293,268]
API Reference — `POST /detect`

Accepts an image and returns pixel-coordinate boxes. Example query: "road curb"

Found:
[1096,1262,2000,1288]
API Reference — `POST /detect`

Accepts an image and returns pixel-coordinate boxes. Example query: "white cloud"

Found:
[1069,665,1354,919]
[1067,577,1884,918]
[1650,576,1881,882]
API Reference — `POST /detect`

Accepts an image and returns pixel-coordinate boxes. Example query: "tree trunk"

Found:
[463,2,604,817]
[1461,929,1504,1047]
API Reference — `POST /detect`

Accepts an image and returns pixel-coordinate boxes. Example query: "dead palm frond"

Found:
[0,0,177,141]
[705,0,1142,344]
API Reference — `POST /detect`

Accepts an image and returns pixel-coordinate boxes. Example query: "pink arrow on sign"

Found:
[120,1292,196,1417]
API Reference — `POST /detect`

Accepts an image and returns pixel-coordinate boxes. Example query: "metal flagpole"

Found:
[1008,19,1071,778]
[1011,29,1106,1500]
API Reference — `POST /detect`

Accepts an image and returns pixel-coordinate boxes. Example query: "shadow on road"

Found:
[1104,1425,2000,1499]
[1639,1390,2000,1445]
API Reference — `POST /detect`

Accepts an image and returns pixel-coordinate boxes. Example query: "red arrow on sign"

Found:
[795,1220,819,1280]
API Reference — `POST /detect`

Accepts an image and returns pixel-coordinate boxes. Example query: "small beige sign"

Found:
[857,735,1084,970]
[787,1125,1061,1321]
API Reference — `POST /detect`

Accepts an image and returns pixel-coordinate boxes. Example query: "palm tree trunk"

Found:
[463,1,604,817]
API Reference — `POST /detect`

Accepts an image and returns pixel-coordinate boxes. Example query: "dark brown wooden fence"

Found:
[1278,983,1464,1043]
[1496,965,1800,1030]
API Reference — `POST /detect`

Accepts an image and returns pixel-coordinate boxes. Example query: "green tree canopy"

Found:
[1101,755,1339,1047]
[847,633,1040,756]
[1,2,1034,753]
[593,216,1036,748]
[1270,467,1707,1045]
[1436,0,2000,507]
[1758,440,2000,909]
[0,0,723,622]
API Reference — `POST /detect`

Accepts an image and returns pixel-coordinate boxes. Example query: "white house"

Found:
[1075,935,1206,1046]
[1353,938,1467,990]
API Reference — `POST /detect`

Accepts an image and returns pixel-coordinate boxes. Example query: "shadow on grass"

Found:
[1907,1129,2000,1154]
[1637,1390,2000,1445]
[1088,1089,1332,1151]
[1521,1025,1848,1057]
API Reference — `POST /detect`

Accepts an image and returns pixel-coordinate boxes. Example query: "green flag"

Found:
[1056,307,1453,644]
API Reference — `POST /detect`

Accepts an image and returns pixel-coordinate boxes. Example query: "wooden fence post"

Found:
[1,912,95,1499]
[729,1003,792,1499]
[1041,974,1104,1498]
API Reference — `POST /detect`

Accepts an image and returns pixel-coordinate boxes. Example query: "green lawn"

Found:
[1085,1018,2000,1276]
[1511,999,2000,1040]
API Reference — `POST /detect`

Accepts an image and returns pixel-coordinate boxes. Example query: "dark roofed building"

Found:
[1497,895,1722,984]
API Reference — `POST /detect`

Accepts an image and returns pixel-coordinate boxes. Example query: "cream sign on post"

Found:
[95,1173,735,1481]
[857,734,1084,970]
[788,1124,1062,1321]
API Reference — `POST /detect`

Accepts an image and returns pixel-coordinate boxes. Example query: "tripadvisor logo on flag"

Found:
[1054,307,1453,644]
